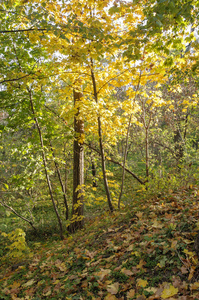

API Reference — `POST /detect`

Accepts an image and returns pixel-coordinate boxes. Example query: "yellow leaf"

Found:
[190,282,199,290]
[22,279,35,287]
[188,266,195,280]
[10,281,21,289]
[104,294,117,300]
[145,287,157,293]
[136,259,145,269]
[131,251,140,257]
[161,285,178,299]
[137,278,148,288]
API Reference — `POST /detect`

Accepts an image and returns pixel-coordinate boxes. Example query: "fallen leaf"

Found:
[127,244,134,251]
[188,266,195,281]
[107,282,119,295]
[55,260,67,272]
[10,281,21,289]
[161,284,178,299]
[171,240,178,249]
[121,268,133,276]
[145,287,157,293]
[22,279,35,288]
[136,212,143,219]
[104,294,117,300]
[42,286,51,297]
[127,289,135,299]
[180,266,188,274]
[152,220,163,229]
[95,268,111,280]
[137,278,148,288]
[190,281,199,290]
[136,259,145,269]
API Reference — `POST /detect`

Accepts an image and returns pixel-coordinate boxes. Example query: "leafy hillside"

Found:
[1,187,199,300]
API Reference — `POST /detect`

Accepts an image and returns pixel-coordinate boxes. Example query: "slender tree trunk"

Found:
[68,90,84,233]
[84,142,145,185]
[118,72,142,208]
[27,88,64,240]
[91,157,97,187]
[90,59,113,213]
[49,140,69,220]
[174,128,184,162]
[145,127,149,179]
[118,115,132,209]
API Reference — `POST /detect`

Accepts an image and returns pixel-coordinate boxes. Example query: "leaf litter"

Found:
[1,187,199,299]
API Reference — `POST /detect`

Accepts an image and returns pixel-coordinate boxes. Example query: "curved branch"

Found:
[0,200,37,231]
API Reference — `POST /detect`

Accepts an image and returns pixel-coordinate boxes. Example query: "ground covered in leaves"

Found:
[1,187,199,300]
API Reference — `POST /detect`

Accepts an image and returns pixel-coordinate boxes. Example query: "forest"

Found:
[0,0,199,299]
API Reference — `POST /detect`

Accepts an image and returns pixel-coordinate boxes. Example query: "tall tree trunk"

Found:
[118,72,141,208]
[90,59,114,213]
[69,90,84,233]
[27,88,64,240]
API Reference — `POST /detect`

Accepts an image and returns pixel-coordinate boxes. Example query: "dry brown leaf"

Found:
[121,268,133,276]
[95,268,111,281]
[107,282,119,294]
[127,289,135,299]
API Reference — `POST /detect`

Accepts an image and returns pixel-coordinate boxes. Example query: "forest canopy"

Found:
[0,0,199,236]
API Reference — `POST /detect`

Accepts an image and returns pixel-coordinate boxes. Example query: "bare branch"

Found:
[0,200,37,231]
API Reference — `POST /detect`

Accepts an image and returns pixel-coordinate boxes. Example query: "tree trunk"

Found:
[91,158,97,187]
[90,59,113,213]
[28,88,64,239]
[49,140,69,220]
[145,127,149,179]
[174,129,184,162]
[68,90,84,233]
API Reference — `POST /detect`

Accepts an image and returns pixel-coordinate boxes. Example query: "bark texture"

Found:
[69,90,84,233]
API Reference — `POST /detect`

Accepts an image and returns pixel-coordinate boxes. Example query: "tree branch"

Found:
[0,200,37,231]
[84,142,145,185]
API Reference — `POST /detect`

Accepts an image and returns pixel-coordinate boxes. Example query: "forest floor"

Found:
[1,186,199,300]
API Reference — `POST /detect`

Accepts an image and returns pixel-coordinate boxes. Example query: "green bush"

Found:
[0,228,32,263]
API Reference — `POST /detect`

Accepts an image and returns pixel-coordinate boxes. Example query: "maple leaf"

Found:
[136,212,143,219]
[136,259,146,269]
[161,284,178,299]
[137,278,148,288]
[127,289,135,299]
[95,268,111,280]
[107,282,119,294]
